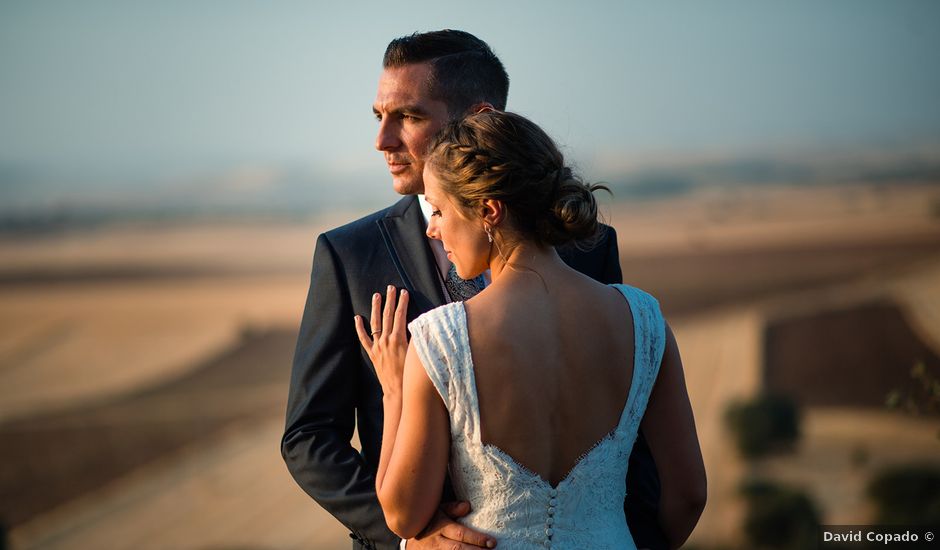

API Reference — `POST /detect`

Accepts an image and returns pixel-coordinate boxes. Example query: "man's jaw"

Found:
[391,171,424,196]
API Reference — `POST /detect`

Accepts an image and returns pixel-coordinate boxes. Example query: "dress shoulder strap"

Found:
[611,284,667,434]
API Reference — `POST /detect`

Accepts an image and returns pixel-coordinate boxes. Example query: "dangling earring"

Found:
[484,224,493,243]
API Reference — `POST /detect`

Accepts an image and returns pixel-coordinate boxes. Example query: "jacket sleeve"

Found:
[281,233,399,550]
[624,431,667,550]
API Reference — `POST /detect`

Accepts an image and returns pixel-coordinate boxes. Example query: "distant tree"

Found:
[740,479,820,550]
[868,464,940,525]
[725,394,801,458]
[930,198,940,220]
[886,361,940,440]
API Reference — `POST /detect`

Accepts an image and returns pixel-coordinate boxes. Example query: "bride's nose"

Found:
[426,218,441,240]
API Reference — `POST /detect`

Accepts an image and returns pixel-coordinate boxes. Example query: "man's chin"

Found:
[392,177,424,196]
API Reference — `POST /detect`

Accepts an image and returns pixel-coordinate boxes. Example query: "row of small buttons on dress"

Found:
[545,488,558,548]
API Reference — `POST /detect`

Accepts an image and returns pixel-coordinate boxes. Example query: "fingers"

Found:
[438,523,496,549]
[370,292,382,335]
[416,505,495,549]
[359,286,408,355]
[440,501,471,519]
[354,314,372,352]
[409,535,494,550]
[382,285,396,338]
[393,288,409,340]
[358,287,408,345]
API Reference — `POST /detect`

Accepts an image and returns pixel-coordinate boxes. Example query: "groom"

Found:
[282,30,666,550]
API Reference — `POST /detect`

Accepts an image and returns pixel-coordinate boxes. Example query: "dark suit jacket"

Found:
[282,195,666,550]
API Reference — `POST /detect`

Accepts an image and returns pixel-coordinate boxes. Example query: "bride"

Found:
[355,111,706,549]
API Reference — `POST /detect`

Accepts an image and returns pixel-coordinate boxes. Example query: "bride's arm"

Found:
[356,288,448,538]
[375,342,451,539]
[357,288,493,548]
[356,288,450,538]
[640,323,707,550]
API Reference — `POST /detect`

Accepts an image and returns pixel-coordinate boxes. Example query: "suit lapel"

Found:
[377,195,448,316]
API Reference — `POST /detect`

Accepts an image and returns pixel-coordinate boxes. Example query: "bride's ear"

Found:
[479,199,505,228]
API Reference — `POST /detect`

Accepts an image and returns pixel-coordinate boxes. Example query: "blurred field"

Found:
[1,182,940,549]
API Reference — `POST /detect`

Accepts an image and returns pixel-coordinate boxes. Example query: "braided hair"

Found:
[426,111,607,247]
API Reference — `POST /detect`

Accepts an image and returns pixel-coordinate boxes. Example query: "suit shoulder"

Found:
[323,206,389,242]
[320,196,415,244]
[319,206,398,257]
[599,222,617,241]
[558,222,617,254]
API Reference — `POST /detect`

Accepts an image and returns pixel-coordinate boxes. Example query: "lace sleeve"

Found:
[408,312,451,408]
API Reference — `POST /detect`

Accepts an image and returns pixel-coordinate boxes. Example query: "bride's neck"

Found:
[488,240,564,285]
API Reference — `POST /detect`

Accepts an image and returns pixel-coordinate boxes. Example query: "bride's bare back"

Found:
[465,257,636,486]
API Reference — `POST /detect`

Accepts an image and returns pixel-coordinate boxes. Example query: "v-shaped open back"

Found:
[463,285,639,489]
[408,283,666,550]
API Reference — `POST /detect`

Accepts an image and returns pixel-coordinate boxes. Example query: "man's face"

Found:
[373,62,451,195]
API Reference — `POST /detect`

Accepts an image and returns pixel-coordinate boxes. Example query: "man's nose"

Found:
[375,119,400,151]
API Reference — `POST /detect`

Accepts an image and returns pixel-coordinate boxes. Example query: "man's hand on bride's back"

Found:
[406,501,496,549]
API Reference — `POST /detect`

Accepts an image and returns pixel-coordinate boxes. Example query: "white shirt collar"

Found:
[417,193,433,226]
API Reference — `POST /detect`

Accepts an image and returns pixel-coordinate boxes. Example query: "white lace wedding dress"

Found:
[407,284,666,550]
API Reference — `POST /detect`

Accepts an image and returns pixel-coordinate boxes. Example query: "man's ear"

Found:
[469,102,496,114]
[480,199,505,227]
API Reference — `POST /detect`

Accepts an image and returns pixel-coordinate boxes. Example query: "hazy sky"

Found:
[2,1,939,198]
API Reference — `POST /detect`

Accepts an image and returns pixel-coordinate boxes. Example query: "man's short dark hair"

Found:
[383,29,509,117]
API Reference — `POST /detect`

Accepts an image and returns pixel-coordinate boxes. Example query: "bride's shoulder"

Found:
[408,301,465,336]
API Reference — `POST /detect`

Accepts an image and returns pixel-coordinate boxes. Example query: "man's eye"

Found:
[402,114,419,121]
[431,210,441,217]
[374,113,382,122]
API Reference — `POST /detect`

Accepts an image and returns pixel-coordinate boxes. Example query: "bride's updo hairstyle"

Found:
[426,110,608,248]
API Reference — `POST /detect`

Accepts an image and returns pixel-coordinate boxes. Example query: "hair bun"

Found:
[534,169,607,246]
